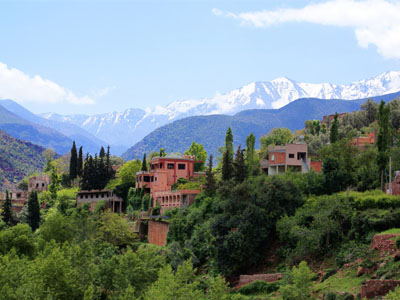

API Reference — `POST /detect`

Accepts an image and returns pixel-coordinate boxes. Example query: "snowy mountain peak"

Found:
[40,71,400,148]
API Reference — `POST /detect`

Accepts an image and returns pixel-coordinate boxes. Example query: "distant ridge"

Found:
[122,91,400,160]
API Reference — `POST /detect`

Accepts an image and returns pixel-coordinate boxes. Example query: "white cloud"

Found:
[0,62,95,105]
[213,0,400,59]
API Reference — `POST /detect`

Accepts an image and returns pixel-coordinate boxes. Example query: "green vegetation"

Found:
[379,228,400,235]
[0,130,47,188]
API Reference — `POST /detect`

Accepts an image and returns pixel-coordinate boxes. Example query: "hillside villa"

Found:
[135,153,204,214]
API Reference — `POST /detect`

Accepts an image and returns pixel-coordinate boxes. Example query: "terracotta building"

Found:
[28,174,50,192]
[135,153,203,214]
[76,189,122,213]
[351,131,376,149]
[262,143,311,175]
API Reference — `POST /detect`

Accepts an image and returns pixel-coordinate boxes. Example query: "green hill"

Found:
[0,130,46,189]
[122,92,400,160]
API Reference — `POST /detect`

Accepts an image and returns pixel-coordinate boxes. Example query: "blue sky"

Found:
[1,0,400,115]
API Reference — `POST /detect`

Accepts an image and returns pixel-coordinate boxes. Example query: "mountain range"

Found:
[121,91,400,160]
[0,100,112,155]
[40,71,400,149]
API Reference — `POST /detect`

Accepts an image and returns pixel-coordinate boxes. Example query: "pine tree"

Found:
[204,155,217,196]
[27,191,40,231]
[233,146,247,183]
[330,113,339,144]
[69,141,78,180]
[1,190,13,226]
[142,154,148,171]
[77,146,83,177]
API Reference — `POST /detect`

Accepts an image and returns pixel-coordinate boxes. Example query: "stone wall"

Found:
[148,219,169,246]
[370,234,399,255]
[360,280,400,299]
[235,273,283,289]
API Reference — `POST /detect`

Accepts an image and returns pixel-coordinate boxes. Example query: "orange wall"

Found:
[269,152,286,165]
[148,220,169,246]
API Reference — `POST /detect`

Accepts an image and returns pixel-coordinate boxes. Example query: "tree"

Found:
[222,128,234,181]
[245,133,258,175]
[77,146,83,177]
[361,98,378,124]
[376,100,391,190]
[260,128,293,147]
[225,127,234,158]
[106,145,115,181]
[233,146,247,183]
[69,141,78,180]
[143,261,202,300]
[141,154,148,172]
[184,142,207,172]
[279,261,314,300]
[159,148,166,157]
[330,113,339,144]
[204,155,217,196]
[1,191,13,226]
[27,191,40,231]
[118,160,142,185]
[221,150,233,181]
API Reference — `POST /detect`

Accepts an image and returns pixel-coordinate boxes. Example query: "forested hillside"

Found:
[0,130,46,189]
[0,104,72,154]
[122,92,400,160]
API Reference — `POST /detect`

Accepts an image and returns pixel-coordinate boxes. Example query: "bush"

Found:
[238,280,280,295]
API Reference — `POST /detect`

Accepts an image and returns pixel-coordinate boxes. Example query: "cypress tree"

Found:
[69,141,78,180]
[204,155,217,196]
[81,154,90,190]
[1,190,13,226]
[222,128,234,181]
[330,113,339,144]
[376,100,391,190]
[142,154,148,171]
[106,145,114,181]
[233,146,247,183]
[225,127,234,158]
[222,150,233,181]
[77,146,83,177]
[245,133,256,175]
[27,191,40,231]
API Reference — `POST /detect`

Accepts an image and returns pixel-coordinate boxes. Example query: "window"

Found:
[151,176,154,182]
[144,176,150,182]
[36,183,39,188]
[96,194,99,198]
[85,195,88,199]
[289,154,294,158]
[178,164,185,170]
[160,163,163,169]
[42,183,45,187]
[271,154,275,161]
[167,163,174,169]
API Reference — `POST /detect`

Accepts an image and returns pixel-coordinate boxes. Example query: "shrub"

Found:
[238,280,280,295]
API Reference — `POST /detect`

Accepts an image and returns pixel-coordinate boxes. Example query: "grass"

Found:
[314,267,369,297]
[379,228,400,235]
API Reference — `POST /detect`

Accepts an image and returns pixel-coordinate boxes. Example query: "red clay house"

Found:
[135,153,204,214]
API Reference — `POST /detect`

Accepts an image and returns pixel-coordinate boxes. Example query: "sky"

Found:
[1,0,400,115]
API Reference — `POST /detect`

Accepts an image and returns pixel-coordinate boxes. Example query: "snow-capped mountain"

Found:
[40,71,400,148]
